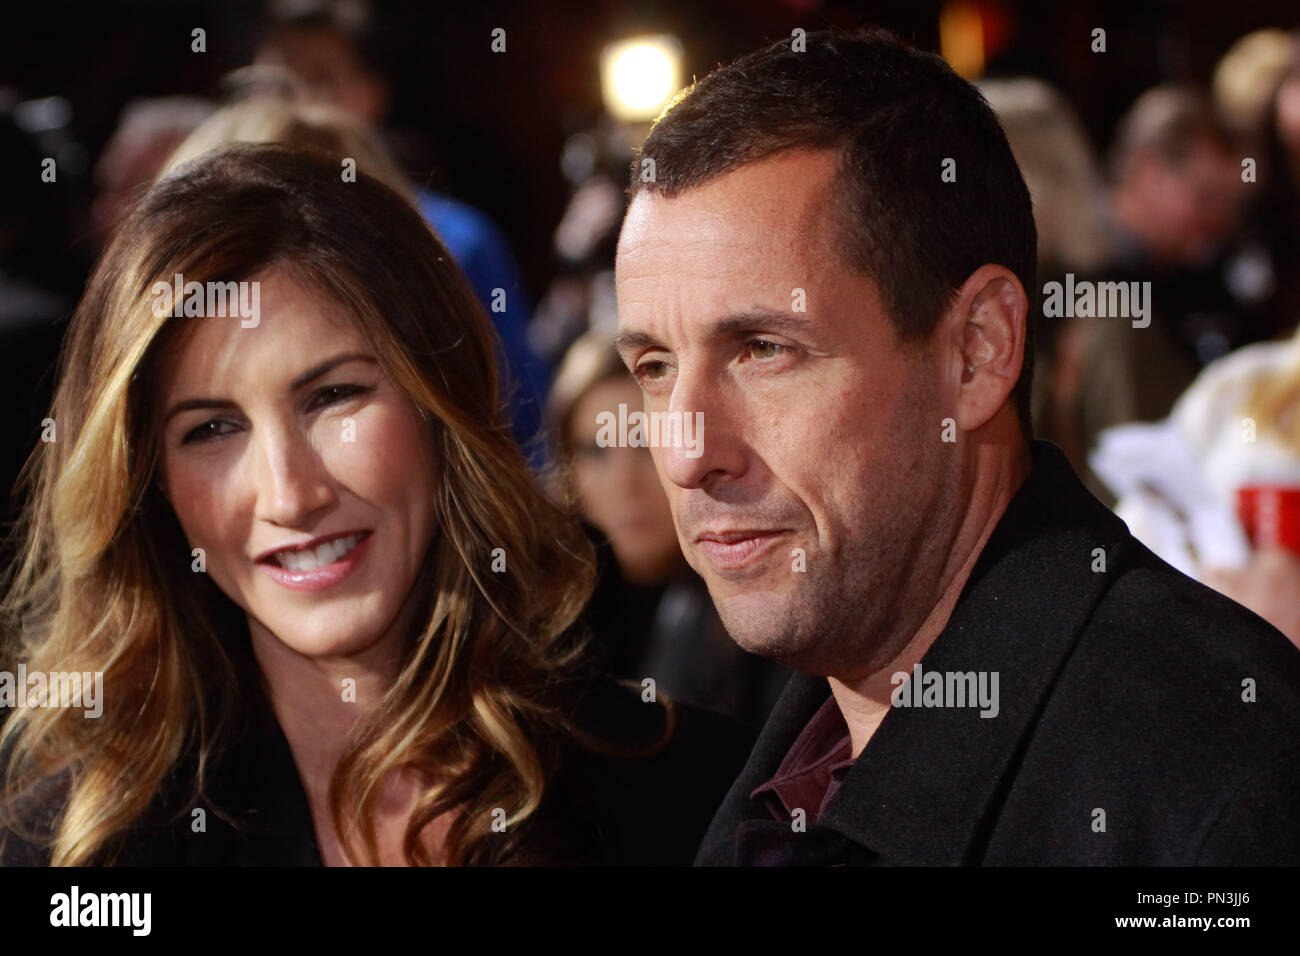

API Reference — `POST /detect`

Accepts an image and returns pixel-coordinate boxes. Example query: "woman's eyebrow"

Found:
[162,353,379,425]
[162,397,236,425]
[288,352,378,390]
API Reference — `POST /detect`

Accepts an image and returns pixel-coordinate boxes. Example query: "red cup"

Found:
[1236,486,1300,557]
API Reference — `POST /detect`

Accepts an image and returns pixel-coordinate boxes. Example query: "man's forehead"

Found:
[617,148,841,258]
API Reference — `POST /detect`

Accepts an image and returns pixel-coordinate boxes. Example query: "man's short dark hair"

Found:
[630,29,1038,437]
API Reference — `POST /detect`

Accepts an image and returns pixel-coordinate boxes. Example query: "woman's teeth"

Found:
[274,534,364,571]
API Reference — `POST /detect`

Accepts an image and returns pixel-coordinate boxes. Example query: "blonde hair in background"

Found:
[1213,29,1297,137]
[541,329,634,513]
[158,93,416,202]
[546,329,629,461]
[1242,329,1300,455]
[979,77,1112,274]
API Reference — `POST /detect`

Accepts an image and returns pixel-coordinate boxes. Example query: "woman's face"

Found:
[157,266,440,666]
[569,376,683,585]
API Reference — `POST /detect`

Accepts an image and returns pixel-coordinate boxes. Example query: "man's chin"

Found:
[709,586,807,661]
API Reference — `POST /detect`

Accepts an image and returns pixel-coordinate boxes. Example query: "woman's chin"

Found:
[250,611,393,663]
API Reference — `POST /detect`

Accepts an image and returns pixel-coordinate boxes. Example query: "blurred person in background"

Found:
[1107,87,1246,277]
[157,88,545,459]
[1251,32,1300,340]
[530,121,633,372]
[980,77,1113,481]
[0,109,78,552]
[1092,35,1300,539]
[1092,321,1300,649]
[89,97,217,251]
[2,95,206,559]
[548,331,787,737]
[253,0,549,457]
[1071,86,1254,503]
[1091,32,1300,636]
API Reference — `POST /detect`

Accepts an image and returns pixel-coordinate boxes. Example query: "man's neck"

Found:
[829,440,1031,758]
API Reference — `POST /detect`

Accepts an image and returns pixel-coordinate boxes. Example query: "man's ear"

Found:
[940,264,1028,433]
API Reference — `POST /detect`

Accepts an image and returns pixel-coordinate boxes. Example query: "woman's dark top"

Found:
[0,669,751,866]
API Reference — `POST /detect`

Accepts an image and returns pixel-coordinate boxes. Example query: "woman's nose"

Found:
[253,428,336,527]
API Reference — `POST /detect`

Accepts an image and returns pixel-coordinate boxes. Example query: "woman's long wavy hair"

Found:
[0,143,599,866]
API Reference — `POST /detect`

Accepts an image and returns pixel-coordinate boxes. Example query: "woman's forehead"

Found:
[152,270,368,399]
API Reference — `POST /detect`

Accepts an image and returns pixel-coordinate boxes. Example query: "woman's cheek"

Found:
[165,462,217,540]
[352,398,436,491]
[315,406,383,493]
[165,455,248,583]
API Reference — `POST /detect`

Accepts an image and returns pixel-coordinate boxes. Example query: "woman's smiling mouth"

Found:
[256,530,374,591]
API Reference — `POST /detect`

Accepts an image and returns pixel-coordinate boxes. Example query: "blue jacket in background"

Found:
[416,189,549,463]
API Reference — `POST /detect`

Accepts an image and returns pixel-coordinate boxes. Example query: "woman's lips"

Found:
[257,531,374,592]
[695,530,787,572]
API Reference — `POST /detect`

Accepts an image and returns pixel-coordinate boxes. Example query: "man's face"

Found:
[615,149,961,680]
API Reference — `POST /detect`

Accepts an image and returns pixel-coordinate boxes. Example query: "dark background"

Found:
[2,0,1297,298]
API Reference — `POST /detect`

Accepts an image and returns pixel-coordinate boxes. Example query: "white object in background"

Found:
[1091,420,1251,576]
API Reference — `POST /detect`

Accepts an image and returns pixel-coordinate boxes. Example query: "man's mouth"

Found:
[694,529,789,572]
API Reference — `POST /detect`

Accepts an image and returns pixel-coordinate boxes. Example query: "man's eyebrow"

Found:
[162,352,377,425]
[708,310,816,340]
[614,310,816,355]
[613,330,660,354]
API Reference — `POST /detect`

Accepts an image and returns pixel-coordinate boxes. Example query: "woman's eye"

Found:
[180,420,238,445]
[307,384,371,410]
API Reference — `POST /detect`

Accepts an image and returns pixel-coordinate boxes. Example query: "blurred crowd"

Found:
[2,2,1299,739]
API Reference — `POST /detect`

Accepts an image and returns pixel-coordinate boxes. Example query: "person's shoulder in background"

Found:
[413,187,549,457]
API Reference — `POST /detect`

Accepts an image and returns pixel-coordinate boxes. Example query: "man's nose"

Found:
[657,365,747,492]
[253,427,335,527]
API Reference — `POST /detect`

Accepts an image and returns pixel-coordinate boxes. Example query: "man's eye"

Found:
[634,360,671,382]
[180,420,238,445]
[746,339,787,360]
[307,384,371,410]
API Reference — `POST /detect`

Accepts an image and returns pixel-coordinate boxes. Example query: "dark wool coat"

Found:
[696,440,1300,866]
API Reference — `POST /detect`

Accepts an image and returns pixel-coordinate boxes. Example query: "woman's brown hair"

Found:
[0,143,598,865]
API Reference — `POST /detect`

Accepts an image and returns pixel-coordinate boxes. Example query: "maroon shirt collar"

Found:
[750,696,854,825]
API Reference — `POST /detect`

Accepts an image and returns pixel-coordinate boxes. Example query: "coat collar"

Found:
[727,440,1131,864]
